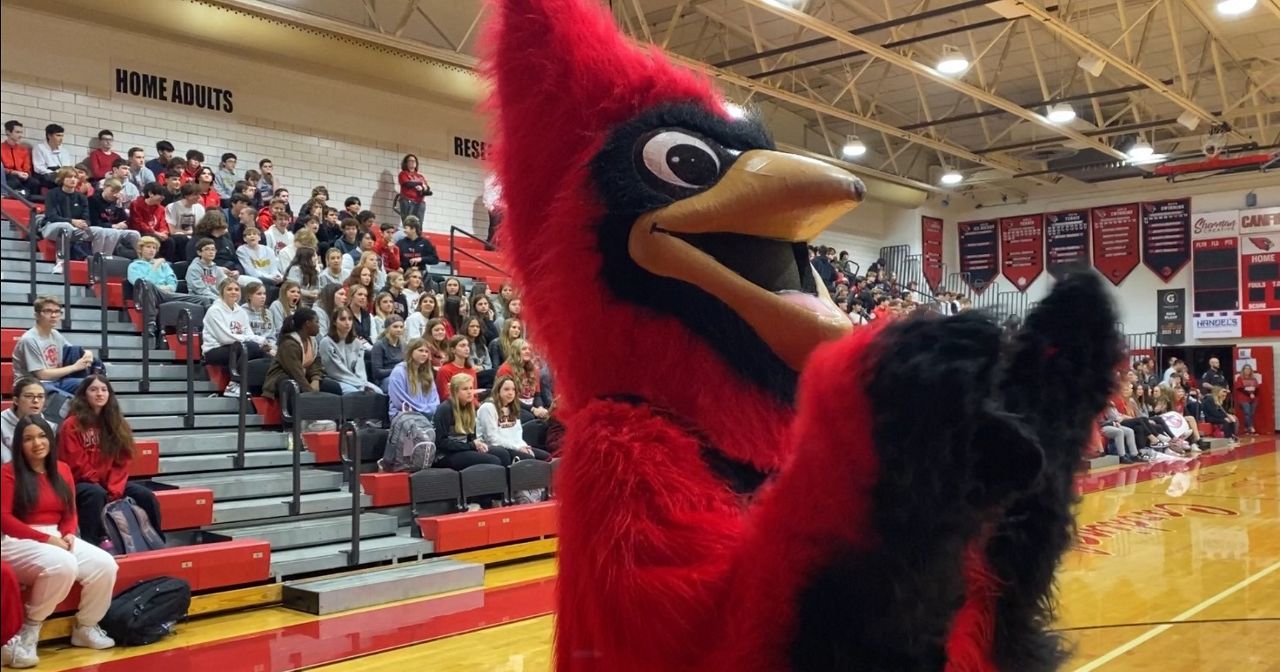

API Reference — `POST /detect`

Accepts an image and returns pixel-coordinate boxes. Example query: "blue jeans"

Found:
[1239,400,1256,430]
[43,376,84,398]
[43,345,103,397]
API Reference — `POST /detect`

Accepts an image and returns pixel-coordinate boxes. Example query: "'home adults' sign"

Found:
[114,68,234,114]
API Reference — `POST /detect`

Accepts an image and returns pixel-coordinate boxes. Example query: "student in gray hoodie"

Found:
[319,306,379,394]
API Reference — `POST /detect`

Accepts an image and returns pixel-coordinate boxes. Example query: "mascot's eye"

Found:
[640,131,722,190]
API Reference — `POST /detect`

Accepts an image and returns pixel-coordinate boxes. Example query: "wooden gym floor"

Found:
[42,437,1278,672]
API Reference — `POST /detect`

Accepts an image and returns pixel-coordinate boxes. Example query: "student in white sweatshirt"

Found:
[476,375,551,461]
[319,307,379,394]
[201,278,270,397]
[236,227,283,284]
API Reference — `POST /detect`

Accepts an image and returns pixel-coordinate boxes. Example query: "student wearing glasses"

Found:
[12,298,100,398]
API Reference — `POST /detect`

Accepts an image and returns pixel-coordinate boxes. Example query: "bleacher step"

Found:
[106,363,207,380]
[0,292,101,309]
[160,450,317,474]
[137,430,286,456]
[1086,455,1119,469]
[0,283,92,298]
[117,395,243,415]
[213,491,373,525]
[269,534,435,578]
[281,558,482,615]
[210,512,400,550]
[1,306,138,331]
[153,466,341,500]
[128,413,266,431]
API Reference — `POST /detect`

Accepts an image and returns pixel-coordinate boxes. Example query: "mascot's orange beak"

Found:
[630,150,865,370]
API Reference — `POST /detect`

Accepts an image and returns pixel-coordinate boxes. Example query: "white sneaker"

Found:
[7,623,40,668]
[50,259,65,274]
[70,623,116,650]
[222,382,241,398]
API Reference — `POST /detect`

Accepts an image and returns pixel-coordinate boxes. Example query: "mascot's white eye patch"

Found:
[641,131,722,190]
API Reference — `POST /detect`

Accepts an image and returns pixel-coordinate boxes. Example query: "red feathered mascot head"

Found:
[485,0,865,467]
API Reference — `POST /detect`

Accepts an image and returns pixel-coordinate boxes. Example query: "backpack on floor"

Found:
[383,411,437,473]
[102,498,166,556]
[100,577,191,646]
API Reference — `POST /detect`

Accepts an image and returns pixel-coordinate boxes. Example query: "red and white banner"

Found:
[921,216,944,293]
[1090,204,1141,286]
[999,214,1044,291]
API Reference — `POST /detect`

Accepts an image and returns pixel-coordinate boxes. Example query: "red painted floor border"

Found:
[63,578,556,672]
[1075,439,1276,496]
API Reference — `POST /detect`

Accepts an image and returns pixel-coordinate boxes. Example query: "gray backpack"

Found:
[102,498,166,555]
[383,412,437,473]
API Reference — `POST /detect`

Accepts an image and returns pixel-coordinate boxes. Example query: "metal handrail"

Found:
[90,254,111,359]
[339,420,362,567]
[60,234,73,331]
[280,380,303,516]
[137,279,156,394]
[1,182,41,303]
[448,225,504,277]
[176,308,196,428]
[231,342,249,469]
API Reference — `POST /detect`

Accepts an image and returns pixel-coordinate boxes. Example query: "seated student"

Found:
[490,318,524,369]
[129,183,182,260]
[372,221,401,272]
[202,278,271,397]
[319,247,351,290]
[182,149,203,184]
[383,273,409,319]
[470,293,500,345]
[1,378,57,464]
[13,297,99,398]
[401,269,426,315]
[237,226,283,284]
[103,161,139,207]
[86,130,121,181]
[387,337,439,423]
[32,123,72,190]
[144,141,173,181]
[193,169,221,211]
[404,292,439,341]
[350,254,386,296]
[477,375,551,462]
[262,308,343,400]
[1203,386,1239,439]
[319,307,380,394]
[347,284,374,347]
[283,246,322,307]
[127,236,213,310]
[241,281,277,355]
[278,229,317,276]
[497,339,551,420]
[126,147,156,191]
[436,336,479,403]
[2,416,117,666]
[158,167,184,205]
[58,375,164,548]
[315,206,343,251]
[433,373,513,471]
[213,152,237,201]
[224,193,253,243]
[88,177,128,231]
[492,283,516,322]
[185,211,240,272]
[371,316,406,391]
[165,183,205,245]
[260,200,293,250]
[255,159,277,200]
[269,280,302,332]
[395,217,439,274]
[41,168,136,272]
[2,120,41,196]
[186,238,242,302]
[333,217,363,258]
[313,283,349,337]
[372,292,397,341]
[463,318,494,388]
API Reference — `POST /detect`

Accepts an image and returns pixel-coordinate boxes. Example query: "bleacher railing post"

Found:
[178,309,195,428]
[92,254,110,360]
[138,280,154,394]
[284,381,302,516]
[234,342,248,470]
[60,234,73,331]
[341,420,362,567]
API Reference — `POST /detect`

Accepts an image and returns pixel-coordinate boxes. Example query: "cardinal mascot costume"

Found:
[483,1,1122,669]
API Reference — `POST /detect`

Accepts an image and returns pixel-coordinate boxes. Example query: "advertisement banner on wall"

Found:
[1191,311,1242,339]
[1142,198,1192,283]
[1044,209,1090,277]
[921,216,944,293]
[1090,204,1141,286]
[958,220,999,294]
[998,214,1044,291]
[1190,210,1240,313]
[1157,289,1186,345]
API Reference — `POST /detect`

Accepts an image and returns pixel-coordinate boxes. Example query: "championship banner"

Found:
[1141,198,1192,282]
[1157,289,1185,345]
[921,216,944,293]
[1190,210,1240,313]
[958,219,998,294]
[1044,209,1090,277]
[1090,204,1141,286]
[998,214,1044,291]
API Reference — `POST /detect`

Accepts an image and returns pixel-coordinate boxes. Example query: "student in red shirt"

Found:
[2,120,39,195]
[372,221,401,272]
[194,167,222,209]
[436,336,479,403]
[182,149,204,184]
[397,153,431,224]
[1,415,118,664]
[129,183,185,260]
[58,375,163,548]
[495,338,551,420]
[85,130,122,181]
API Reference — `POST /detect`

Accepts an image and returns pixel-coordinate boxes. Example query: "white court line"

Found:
[1072,558,1280,672]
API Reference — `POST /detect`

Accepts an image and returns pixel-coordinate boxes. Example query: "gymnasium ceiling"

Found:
[224,0,1280,198]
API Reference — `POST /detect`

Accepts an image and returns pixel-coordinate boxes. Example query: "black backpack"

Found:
[100,577,192,646]
[101,498,166,556]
